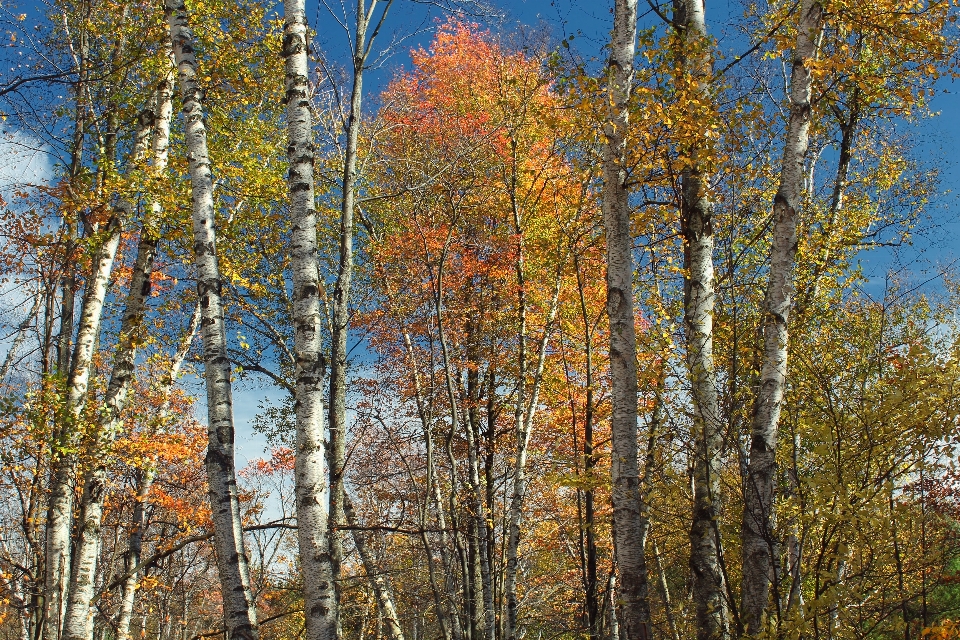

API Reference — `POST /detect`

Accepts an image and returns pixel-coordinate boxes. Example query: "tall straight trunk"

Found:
[329,2,370,629]
[504,270,562,640]
[579,258,600,640]
[62,85,170,640]
[44,214,123,640]
[741,1,825,633]
[61,228,155,640]
[652,540,679,640]
[0,291,42,381]
[399,328,458,640]
[432,237,471,640]
[329,5,395,632]
[672,1,727,637]
[116,301,197,640]
[601,2,652,639]
[43,17,90,635]
[116,468,154,640]
[112,67,178,640]
[282,5,337,640]
[462,335,494,640]
[344,495,405,640]
[166,3,259,639]
[802,90,859,311]
[55,9,90,381]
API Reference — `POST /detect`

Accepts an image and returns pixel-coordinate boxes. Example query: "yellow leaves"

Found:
[922,620,960,640]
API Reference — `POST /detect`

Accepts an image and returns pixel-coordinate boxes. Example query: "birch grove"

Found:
[0,1,958,640]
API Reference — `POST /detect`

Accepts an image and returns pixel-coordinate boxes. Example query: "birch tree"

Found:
[740,0,825,632]
[281,3,337,640]
[166,1,260,638]
[61,67,177,640]
[671,0,727,637]
[44,212,123,640]
[601,1,653,637]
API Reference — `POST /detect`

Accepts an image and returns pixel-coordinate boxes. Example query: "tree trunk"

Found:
[653,540,679,640]
[281,4,337,640]
[601,2,652,639]
[608,572,620,640]
[741,1,825,633]
[461,335,494,640]
[504,270,562,640]
[54,14,89,383]
[344,495,405,640]
[116,468,154,640]
[62,85,170,640]
[61,226,157,640]
[112,303,197,640]
[115,76,182,640]
[574,254,599,640]
[672,1,728,637]
[0,291,42,382]
[399,328,457,640]
[328,1,395,631]
[44,214,123,640]
[167,3,260,639]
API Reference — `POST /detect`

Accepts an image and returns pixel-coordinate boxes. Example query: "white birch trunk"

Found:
[344,495,404,640]
[504,272,562,640]
[62,83,172,639]
[166,3,260,638]
[117,306,199,640]
[601,2,652,638]
[608,572,620,640]
[0,291,41,381]
[281,4,337,640]
[44,214,123,640]
[673,1,728,637]
[61,223,158,640]
[741,1,825,633]
[115,468,154,640]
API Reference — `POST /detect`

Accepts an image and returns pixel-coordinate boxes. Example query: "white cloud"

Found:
[0,128,53,191]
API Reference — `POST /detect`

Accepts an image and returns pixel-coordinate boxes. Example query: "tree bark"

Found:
[61,228,157,640]
[44,214,123,640]
[672,1,728,637]
[115,302,198,640]
[281,5,337,640]
[0,291,42,382]
[327,1,394,630]
[167,3,260,639]
[741,1,825,633]
[62,82,172,640]
[115,76,181,640]
[504,269,562,640]
[344,495,405,640]
[601,2,652,639]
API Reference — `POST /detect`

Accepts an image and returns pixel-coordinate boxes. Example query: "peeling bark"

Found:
[601,2,652,638]
[167,2,259,638]
[741,1,825,633]
[281,4,336,640]
[671,1,728,637]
